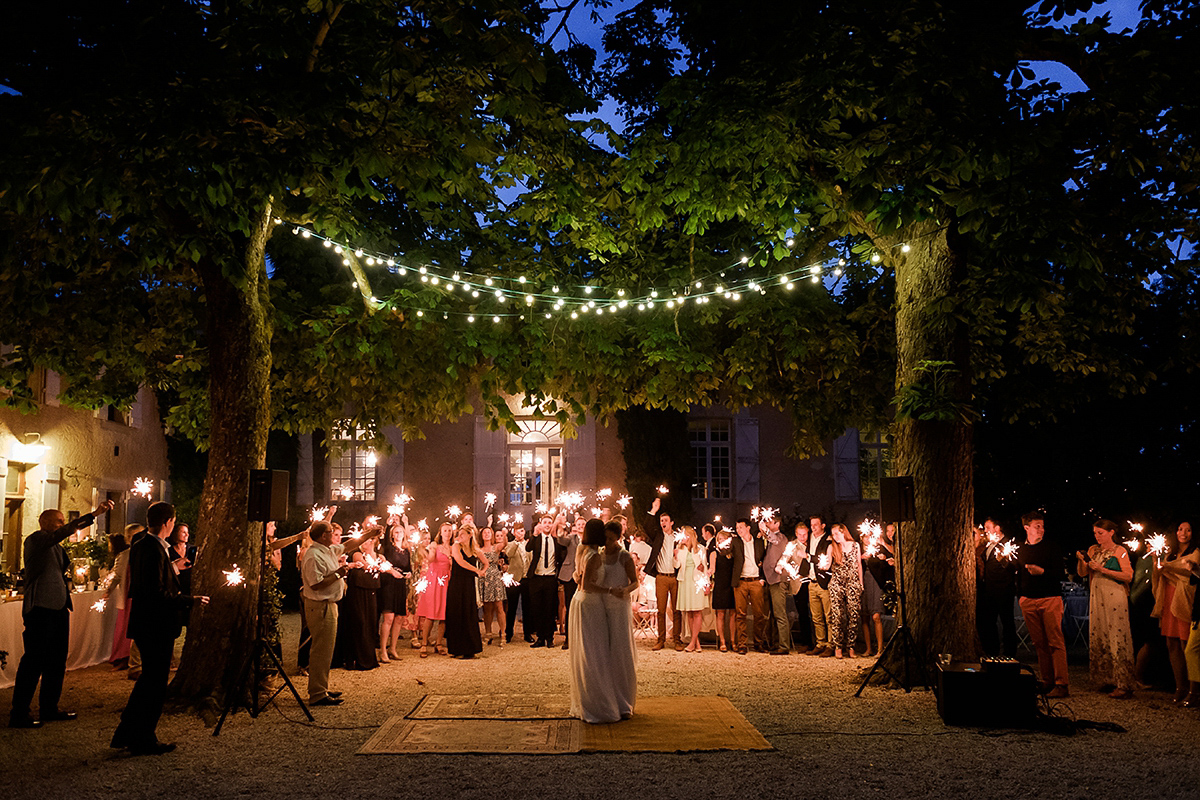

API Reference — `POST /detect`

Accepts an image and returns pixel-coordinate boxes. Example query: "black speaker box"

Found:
[879,476,916,522]
[248,469,290,522]
[936,661,1038,727]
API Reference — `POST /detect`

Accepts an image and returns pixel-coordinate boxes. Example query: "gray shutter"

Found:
[473,416,507,518]
[561,417,596,493]
[43,465,61,509]
[44,371,61,407]
[834,428,861,502]
[734,416,759,505]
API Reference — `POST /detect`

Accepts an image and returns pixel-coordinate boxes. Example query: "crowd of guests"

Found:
[975,512,1200,705]
[283,498,901,713]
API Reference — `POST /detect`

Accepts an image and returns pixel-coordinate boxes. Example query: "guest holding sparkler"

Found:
[416,523,454,657]
[1151,521,1198,703]
[644,501,685,651]
[378,516,411,662]
[1016,512,1070,697]
[976,518,1018,658]
[862,522,897,657]
[299,519,379,707]
[828,524,863,659]
[761,514,794,655]
[731,518,769,654]
[480,527,507,647]
[709,527,736,652]
[445,525,488,659]
[806,516,835,657]
[1076,519,1135,698]
[674,526,710,653]
[504,525,529,643]
[340,530,383,671]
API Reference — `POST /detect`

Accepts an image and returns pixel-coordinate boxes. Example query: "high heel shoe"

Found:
[419,645,428,659]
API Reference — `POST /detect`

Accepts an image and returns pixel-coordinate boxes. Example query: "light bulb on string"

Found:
[323,240,332,248]
[871,253,882,263]
[901,244,911,253]
[354,248,363,256]
[419,266,427,274]
[485,278,493,286]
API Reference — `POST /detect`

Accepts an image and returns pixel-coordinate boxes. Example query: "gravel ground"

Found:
[2,612,1198,800]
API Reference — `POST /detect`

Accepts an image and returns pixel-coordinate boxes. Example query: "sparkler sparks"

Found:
[484,492,497,510]
[1147,533,1168,559]
[590,507,603,518]
[446,505,462,520]
[413,576,429,594]
[90,598,107,613]
[501,573,518,588]
[513,513,523,524]
[536,502,549,513]
[310,505,330,522]
[387,489,414,516]
[365,515,379,528]
[817,554,832,571]
[616,495,631,510]
[224,565,245,586]
[556,491,586,510]
[131,477,154,499]
[695,574,711,593]
[1128,521,1145,533]
[338,486,355,500]
[1124,538,1141,551]
[999,542,1019,561]
[409,531,421,545]
[417,518,429,532]
[596,488,613,500]
[348,523,363,539]
[656,485,669,495]
[498,512,510,524]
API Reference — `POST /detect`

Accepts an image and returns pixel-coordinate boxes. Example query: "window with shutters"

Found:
[328,424,376,501]
[690,420,731,500]
[858,431,892,501]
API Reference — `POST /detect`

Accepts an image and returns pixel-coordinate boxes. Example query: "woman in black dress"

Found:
[340,532,381,671]
[378,517,412,662]
[445,525,489,659]
[708,527,736,652]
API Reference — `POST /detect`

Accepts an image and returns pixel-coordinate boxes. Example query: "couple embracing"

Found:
[568,519,639,724]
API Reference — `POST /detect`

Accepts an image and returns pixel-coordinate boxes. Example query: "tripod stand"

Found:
[214,521,312,735]
[855,519,929,696]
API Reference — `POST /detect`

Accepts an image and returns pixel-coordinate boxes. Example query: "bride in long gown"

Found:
[569,519,639,723]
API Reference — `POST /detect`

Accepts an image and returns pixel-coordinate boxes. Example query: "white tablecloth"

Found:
[0,590,117,689]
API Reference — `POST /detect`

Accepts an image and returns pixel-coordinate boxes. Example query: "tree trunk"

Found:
[886,218,976,676]
[173,203,275,713]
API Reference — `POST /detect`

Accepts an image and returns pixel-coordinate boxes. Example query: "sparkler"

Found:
[817,554,831,571]
[91,598,107,613]
[713,515,722,523]
[1128,521,1145,533]
[590,507,603,518]
[656,485,669,495]
[556,491,586,510]
[1147,533,1168,564]
[310,505,330,522]
[446,504,462,520]
[409,531,421,545]
[695,574,711,593]
[413,576,429,595]
[717,538,732,551]
[536,502,549,513]
[338,486,355,500]
[484,492,497,510]
[224,565,245,586]
[365,515,379,528]
[501,573,518,588]
[437,575,447,587]
[999,542,1019,561]
[617,495,631,510]
[596,488,613,500]
[498,512,510,524]
[1123,538,1141,552]
[673,531,686,543]
[387,489,414,516]
[131,477,154,499]
[513,512,523,524]
[417,518,429,532]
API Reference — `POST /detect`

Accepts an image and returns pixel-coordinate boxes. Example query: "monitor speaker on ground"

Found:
[248,469,290,522]
[879,476,916,522]
[936,661,1038,727]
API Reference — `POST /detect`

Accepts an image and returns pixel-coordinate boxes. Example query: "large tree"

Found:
[595,0,1199,664]
[0,0,605,706]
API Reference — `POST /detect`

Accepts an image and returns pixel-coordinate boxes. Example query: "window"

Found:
[328,425,376,501]
[859,431,892,501]
[507,419,563,508]
[690,420,731,500]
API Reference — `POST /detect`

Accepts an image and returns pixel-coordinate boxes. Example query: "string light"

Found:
[283,223,930,323]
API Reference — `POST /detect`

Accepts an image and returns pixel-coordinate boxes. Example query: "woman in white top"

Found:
[674,526,710,652]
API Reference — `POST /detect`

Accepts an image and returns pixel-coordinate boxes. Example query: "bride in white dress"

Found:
[569,519,639,723]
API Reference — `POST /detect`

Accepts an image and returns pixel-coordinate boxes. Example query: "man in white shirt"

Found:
[301,520,379,705]
[645,510,684,651]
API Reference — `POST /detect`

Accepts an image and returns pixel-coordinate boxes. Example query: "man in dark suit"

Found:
[731,518,769,654]
[9,500,114,729]
[524,514,565,648]
[111,501,208,755]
